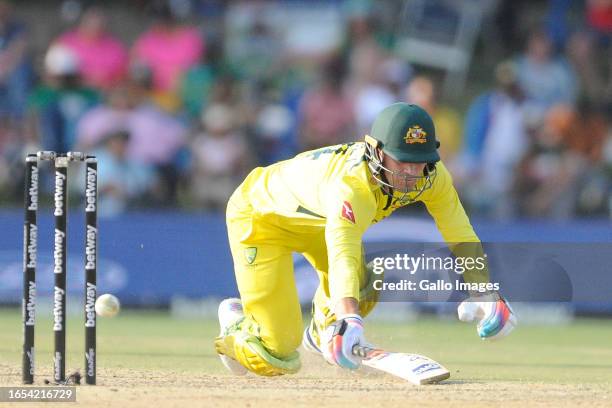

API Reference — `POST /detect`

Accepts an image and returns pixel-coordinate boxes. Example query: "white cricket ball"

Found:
[95,294,121,318]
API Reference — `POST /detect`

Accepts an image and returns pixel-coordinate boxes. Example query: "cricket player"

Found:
[214,103,517,376]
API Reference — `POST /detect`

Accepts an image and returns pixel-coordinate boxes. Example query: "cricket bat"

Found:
[353,344,450,385]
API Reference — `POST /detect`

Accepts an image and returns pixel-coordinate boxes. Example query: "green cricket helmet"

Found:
[364,103,440,202]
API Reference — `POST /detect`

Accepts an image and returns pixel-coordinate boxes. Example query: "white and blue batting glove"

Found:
[458,292,517,340]
[322,314,365,369]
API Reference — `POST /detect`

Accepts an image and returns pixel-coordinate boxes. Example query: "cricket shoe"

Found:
[217,298,248,375]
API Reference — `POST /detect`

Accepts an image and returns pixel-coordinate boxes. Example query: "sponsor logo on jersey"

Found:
[341,201,356,224]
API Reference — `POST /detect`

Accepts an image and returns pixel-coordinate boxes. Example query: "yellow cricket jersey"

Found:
[231,142,484,301]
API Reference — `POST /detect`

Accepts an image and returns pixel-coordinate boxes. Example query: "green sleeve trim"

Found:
[296,205,325,219]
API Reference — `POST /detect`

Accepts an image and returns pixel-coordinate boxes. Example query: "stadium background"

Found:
[0,0,611,315]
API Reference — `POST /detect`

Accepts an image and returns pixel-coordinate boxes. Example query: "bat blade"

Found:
[354,345,450,385]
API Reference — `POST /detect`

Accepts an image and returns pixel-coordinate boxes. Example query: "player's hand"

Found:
[457,292,517,340]
[322,314,365,369]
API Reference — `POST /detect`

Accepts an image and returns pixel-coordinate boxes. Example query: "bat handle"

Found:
[352,344,375,358]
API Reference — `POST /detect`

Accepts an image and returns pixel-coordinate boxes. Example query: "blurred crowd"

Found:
[0,0,610,219]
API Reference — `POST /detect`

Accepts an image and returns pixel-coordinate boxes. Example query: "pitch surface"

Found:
[0,310,611,407]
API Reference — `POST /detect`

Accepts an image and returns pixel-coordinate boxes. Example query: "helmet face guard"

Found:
[365,136,437,204]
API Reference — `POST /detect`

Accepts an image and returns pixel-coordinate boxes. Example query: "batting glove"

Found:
[322,314,365,369]
[457,292,517,340]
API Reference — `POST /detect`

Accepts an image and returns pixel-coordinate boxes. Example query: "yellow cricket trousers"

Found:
[226,190,375,359]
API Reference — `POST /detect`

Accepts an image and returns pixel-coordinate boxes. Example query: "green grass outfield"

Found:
[1,307,612,386]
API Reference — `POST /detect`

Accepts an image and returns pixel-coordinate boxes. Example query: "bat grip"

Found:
[352,344,375,358]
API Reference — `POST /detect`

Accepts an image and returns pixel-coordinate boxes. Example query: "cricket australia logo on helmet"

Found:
[404,126,427,144]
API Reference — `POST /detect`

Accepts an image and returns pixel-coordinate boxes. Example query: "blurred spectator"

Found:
[27,44,99,153]
[345,15,383,89]
[380,57,412,99]
[349,53,398,137]
[514,105,589,218]
[586,0,612,40]
[491,0,529,54]
[225,12,282,82]
[132,3,204,101]
[564,0,612,112]
[515,29,578,120]
[341,0,382,61]
[78,71,188,204]
[0,0,33,201]
[88,130,156,217]
[0,0,607,219]
[556,0,612,195]
[191,103,250,209]
[0,0,33,122]
[351,84,394,137]
[127,103,187,175]
[208,74,242,108]
[342,4,406,137]
[563,104,610,216]
[180,55,216,121]
[566,31,608,105]
[76,85,132,151]
[124,69,189,205]
[298,57,354,150]
[452,61,528,218]
[204,74,250,135]
[545,0,572,52]
[404,76,462,161]
[56,6,128,90]
[253,103,295,164]
[178,36,234,121]
[77,67,188,205]
[252,83,297,165]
